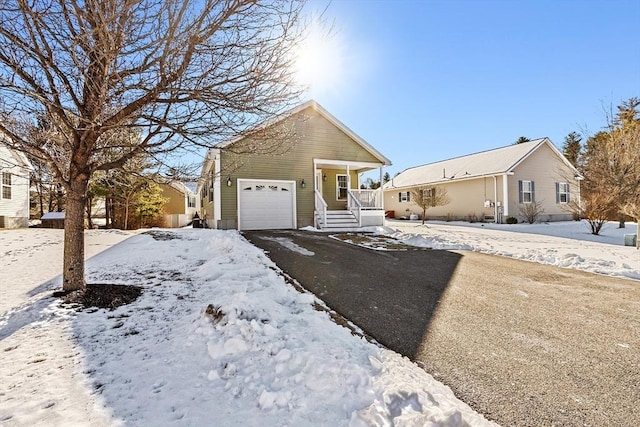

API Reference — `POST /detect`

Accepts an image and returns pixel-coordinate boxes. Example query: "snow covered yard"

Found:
[0,228,495,426]
[382,220,639,281]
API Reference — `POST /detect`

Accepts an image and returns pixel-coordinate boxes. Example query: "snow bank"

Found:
[385,220,639,280]
[1,229,496,426]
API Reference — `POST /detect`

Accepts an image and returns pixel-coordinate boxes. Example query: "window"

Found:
[519,180,534,204]
[188,195,196,208]
[2,172,11,199]
[336,174,348,200]
[423,188,436,206]
[398,191,410,202]
[557,182,570,204]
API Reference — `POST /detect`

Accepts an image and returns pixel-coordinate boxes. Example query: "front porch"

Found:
[313,159,386,231]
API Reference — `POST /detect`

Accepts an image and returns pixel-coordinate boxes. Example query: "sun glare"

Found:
[294,25,345,95]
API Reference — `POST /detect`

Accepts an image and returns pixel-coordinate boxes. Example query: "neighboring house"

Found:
[197,100,391,231]
[160,181,199,228]
[384,138,582,223]
[0,141,32,228]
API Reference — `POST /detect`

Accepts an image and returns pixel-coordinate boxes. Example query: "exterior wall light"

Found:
[226,176,232,187]
[322,174,327,181]
[300,179,306,188]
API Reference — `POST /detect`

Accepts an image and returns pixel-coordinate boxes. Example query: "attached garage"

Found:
[237,179,296,230]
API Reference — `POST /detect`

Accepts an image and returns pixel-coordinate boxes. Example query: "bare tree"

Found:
[567,190,616,235]
[581,98,640,229]
[0,0,306,291]
[518,200,545,224]
[410,185,450,225]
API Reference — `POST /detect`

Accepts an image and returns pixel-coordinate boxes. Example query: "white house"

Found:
[0,141,33,228]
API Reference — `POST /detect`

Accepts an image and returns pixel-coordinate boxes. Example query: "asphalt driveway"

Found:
[243,229,640,427]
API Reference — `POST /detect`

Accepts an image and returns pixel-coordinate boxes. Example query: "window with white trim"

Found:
[336,174,347,200]
[557,182,570,203]
[398,191,410,202]
[2,172,11,199]
[520,180,534,204]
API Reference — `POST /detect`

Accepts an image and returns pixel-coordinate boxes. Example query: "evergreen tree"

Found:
[514,136,531,145]
[383,172,391,183]
[562,132,582,167]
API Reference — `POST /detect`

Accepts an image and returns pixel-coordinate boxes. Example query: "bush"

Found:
[506,216,518,224]
[518,201,545,224]
[468,213,478,223]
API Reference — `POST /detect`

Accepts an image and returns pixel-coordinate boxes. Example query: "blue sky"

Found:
[300,0,640,177]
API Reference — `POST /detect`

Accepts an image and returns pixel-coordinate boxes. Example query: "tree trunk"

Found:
[48,184,54,212]
[62,181,88,291]
[86,196,94,229]
[124,198,129,230]
[37,180,44,218]
[618,214,625,229]
[105,196,111,228]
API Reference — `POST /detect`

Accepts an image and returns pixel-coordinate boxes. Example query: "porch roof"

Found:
[313,158,385,173]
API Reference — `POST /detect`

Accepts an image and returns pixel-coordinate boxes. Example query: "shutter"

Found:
[398,192,402,202]
[531,181,535,203]
[407,191,410,202]
[555,182,560,204]
[518,180,523,203]
[567,185,570,203]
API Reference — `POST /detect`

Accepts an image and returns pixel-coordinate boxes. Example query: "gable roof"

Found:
[162,180,195,196]
[385,138,581,190]
[0,138,33,171]
[215,100,391,166]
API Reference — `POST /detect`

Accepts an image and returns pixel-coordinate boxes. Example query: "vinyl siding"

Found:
[384,176,504,220]
[509,143,579,221]
[160,184,186,215]
[0,146,31,228]
[218,106,383,228]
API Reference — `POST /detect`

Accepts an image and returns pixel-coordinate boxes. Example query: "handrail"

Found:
[315,189,328,229]
[349,189,383,209]
[347,190,362,227]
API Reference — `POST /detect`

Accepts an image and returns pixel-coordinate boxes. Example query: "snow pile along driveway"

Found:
[0,229,496,426]
[381,220,640,280]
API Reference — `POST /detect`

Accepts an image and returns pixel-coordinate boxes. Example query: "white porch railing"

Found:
[349,189,383,209]
[315,189,327,228]
[347,191,362,227]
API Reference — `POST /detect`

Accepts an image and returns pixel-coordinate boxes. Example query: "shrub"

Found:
[468,213,478,223]
[518,201,545,224]
[506,216,518,224]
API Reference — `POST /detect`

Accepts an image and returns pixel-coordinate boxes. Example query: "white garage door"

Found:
[238,179,296,230]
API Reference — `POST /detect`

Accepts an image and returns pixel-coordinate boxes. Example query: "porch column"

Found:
[379,166,384,209]
[502,174,509,216]
[346,164,350,209]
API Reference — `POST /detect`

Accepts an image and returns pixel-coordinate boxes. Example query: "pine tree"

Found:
[514,136,531,145]
[562,132,582,167]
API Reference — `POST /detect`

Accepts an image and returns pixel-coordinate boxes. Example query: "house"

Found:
[383,138,582,223]
[197,100,391,231]
[159,181,198,228]
[0,141,32,228]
